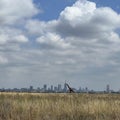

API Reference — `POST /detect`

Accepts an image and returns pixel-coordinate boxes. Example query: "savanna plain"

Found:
[0,92,120,120]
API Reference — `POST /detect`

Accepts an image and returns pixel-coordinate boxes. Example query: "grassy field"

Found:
[0,93,120,120]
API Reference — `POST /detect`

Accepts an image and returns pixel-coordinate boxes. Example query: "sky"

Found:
[0,0,120,90]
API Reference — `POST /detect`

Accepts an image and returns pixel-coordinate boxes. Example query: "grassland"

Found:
[0,93,120,120]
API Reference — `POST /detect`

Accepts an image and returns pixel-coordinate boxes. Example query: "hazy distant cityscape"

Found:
[0,83,120,93]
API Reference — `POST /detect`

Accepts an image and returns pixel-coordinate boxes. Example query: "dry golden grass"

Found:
[0,92,120,120]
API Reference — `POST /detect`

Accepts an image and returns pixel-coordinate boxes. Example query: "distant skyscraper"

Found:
[106,84,110,93]
[29,86,33,91]
[58,84,62,92]
[85,87,88,93]
[51,85,53,91]
[63,83,67,92]
[79,87,81,92]
[43,84,47,91]
[54,86,58,92]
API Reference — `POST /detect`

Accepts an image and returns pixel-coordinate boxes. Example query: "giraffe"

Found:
[65,83,75,93]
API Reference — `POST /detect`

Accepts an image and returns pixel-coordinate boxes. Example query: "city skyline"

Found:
[0,0,120,90]
[0,83,118,93]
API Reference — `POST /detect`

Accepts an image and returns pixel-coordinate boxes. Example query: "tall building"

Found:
[51,85,53,91]
[29,86,33,91]
[106,84,110,93]
[78,87,82,92]
[58,84,62,92]
[43,84,47,91]
[63,83,67,92]
[54,86,58,92]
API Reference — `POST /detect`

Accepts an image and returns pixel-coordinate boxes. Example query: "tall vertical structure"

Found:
[106,84,110,93]
[79,87,82,92]
[58,84,62,92]
[51,85,53,91]
[29,86,33,92]
[54,86,58,92]
[43,84,47,92]
[85,87,88,93]
[63,82,67,92]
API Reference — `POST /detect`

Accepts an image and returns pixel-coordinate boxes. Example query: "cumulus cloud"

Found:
[26,0,120,66]
[0,0,39,25]
[0,0,39,48]
[0,28,28,45]
[26,0,120,44]
[12,35,28,43]
[26,20,44,35]
[36,33,71,49]
[26,20,57,36]
[56,0,120,39]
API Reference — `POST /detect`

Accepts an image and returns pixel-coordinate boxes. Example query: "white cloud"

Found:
[12,35,28,43]
[26,20,57,36]
[0,0,39,25]
[26,20,46,35]
[25,0,120,65]
[56,0,120,39]
[36,33,71,49]
[0,0,38,51]
[59,0,96,24]
[0,28,29,45]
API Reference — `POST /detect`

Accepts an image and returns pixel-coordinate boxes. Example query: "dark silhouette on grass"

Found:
[66,83,75,93]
